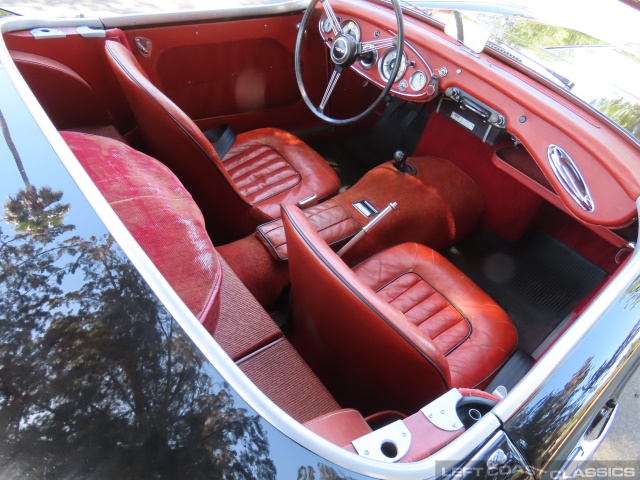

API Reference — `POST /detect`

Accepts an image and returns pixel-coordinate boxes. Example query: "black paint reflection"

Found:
[507,277,640,471]
[0,186,276,479]
[297,464,360,480]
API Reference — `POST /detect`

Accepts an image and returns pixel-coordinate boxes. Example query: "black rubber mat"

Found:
[444,230,608,355]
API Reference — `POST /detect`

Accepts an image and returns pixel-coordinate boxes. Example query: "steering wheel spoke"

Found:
[319,68,342,112]
[361,36,397,53]
[320,0,341,36]
[295,0,405,124]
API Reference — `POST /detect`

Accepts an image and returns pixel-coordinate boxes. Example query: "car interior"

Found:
[4,0,639,463]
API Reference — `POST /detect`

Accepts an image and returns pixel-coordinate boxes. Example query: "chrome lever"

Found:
[337,202,397,257]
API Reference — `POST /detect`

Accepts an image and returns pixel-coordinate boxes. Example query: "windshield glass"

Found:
[401,0,640,143]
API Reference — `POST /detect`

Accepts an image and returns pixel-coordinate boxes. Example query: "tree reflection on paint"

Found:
[0,187,276,479]
[592,97,640,142]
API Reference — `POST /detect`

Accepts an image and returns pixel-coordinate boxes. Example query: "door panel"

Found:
[123,15,328,133]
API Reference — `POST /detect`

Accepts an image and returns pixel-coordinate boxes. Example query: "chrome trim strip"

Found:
[100,1,310,29]
[0,1,310,34]
[0,10,505,477]
[493,196,640,422]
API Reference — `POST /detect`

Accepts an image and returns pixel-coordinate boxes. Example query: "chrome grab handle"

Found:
[548,145,594,212]
[556,403,619,479]
[337,202,397,257]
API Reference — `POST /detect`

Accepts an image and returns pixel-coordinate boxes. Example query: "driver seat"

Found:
[105,39,340,243]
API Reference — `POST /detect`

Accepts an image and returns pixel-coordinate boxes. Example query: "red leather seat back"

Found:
[104,40,254,242]
[281,204,452,416]
[61,131,222,333]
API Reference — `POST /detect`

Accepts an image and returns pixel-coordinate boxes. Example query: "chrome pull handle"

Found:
[557,403,619,479]
[548,145,594,212]
[337,202,397,257]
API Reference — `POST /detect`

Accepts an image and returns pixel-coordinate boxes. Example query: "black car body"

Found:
[1,1,639,478]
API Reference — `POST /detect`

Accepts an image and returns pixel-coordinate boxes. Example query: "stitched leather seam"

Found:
[316,217,358,235]
[333,198,365,229]
[226,152,287,180]
[241,144,304,206]
[376,271,472,356]
[237,167,300,193]
[283,207,450,390]
[223,145,273,168]
[256,226,288,261]
[256,202,359,261]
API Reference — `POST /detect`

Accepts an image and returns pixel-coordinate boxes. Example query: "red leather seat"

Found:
[104,40,340,243]
[281,204,517,415]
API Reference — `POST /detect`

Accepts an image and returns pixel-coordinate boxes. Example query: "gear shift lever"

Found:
[392,150,415,175]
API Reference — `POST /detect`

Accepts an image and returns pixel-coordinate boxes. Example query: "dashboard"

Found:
[319,13,439,101]
[317,0,640,232]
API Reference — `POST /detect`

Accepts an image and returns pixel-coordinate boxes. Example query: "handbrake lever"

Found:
[337,202,397,257]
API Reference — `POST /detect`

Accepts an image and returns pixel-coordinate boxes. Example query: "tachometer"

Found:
[340,19,361,42]
[379,49,408,83]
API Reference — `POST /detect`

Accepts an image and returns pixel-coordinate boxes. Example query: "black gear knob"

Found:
[392,150,415,174]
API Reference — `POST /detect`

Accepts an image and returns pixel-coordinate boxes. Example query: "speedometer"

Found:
[379,49,408,83]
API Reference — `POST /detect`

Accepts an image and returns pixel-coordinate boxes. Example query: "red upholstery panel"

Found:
[304,409,372,447]
[354,243,518,389]
[257,199,360,260]
[237,338,340,423]
[282,204,452,416]
[11,50,112,130]
[213,259,282,360]
[61,132,222,332]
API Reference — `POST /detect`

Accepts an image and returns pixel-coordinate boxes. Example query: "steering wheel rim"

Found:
[294,0,405,125]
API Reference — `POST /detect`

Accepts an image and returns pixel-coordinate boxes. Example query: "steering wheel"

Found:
[294,0,405,125]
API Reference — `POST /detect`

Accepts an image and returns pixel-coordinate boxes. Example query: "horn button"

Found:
[331,35,358,68]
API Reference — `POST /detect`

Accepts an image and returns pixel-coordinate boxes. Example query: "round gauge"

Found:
[320,16,333,34]
[340,19,361,42]
[379,49,408,83]
[410,71,428,91]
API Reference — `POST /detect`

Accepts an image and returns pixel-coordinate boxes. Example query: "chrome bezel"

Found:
[378,48,408,83]
[409,70,428,91]
[319,15,333,35]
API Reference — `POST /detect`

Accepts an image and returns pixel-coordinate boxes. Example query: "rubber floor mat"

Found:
[444,230,608,355]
